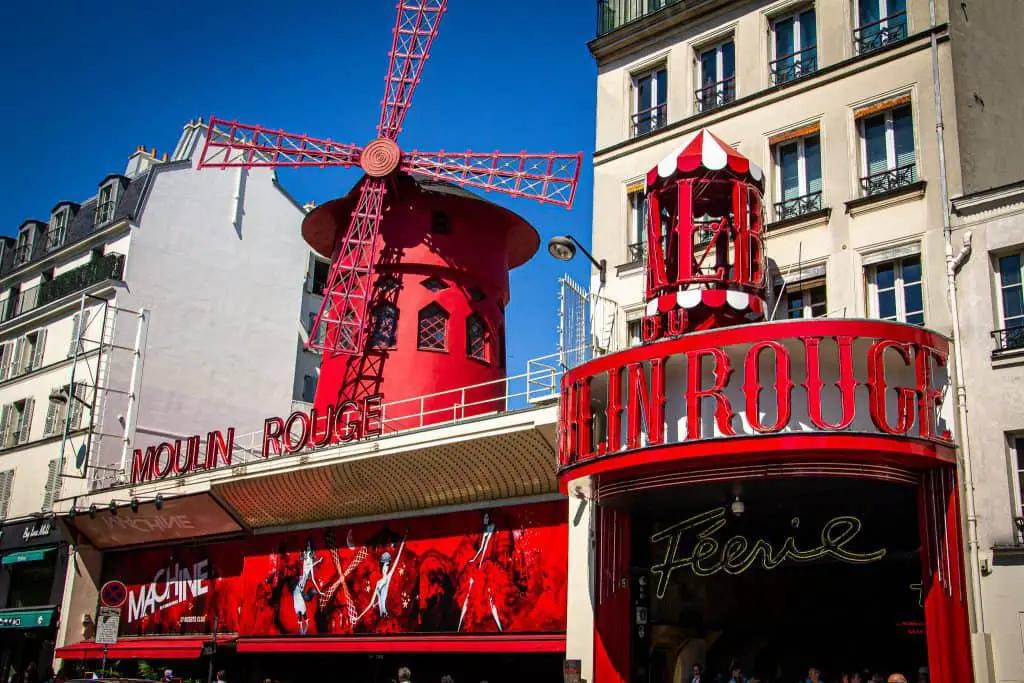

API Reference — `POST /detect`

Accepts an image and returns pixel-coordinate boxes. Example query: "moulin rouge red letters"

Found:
[559,333,952,466]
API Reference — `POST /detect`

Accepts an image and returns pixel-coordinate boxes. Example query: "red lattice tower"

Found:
[198,0,582,357]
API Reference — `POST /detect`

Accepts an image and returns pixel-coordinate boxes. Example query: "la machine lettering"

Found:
[127,560,209,624]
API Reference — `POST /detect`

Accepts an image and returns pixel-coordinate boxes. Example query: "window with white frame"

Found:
[632,66,667,137]
[42,459,63,512]
[96,182,117,225]
[995,252,1024,352]
[1,398,34,448]
[43,382,86,437]
[855,0,908,54]
[867,254,923,325]
[771,7,817,84]
[783,280,827,319]
[1010,437,1024,543]
[696,39,735,112]
[14,224,34,265]
[628,320,643,347]
[627,187,647,262]
[48,208,69,251]
[0,470,13,519]
[772,132,823,220]
[859,102,916,195]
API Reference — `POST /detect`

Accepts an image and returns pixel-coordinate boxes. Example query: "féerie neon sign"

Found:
[649,507,887,598]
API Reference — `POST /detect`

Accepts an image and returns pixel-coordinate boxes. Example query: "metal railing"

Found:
[596,0,681,36]
[94,200,116,226]
[860,163,917,196]
[773,191,823,222]
[991,326,1024,354]
[2,253,125,323]
[45,228,67,253]
[632,103,667,138]
[695,77,736,113]
[12,243,32,267]
[854,11,908,54]
[770,46,818,84]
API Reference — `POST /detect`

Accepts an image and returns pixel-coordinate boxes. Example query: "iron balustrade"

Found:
[2,253,125,323]
[991,326,1024,354]
[860,163,917,196]
[695,77,736,113]
[632,103,667,137]
[774,191,823,222]
[94,200,116,226]
[596,0,681,36]
[770,46,818,84]
[854,11,908,54]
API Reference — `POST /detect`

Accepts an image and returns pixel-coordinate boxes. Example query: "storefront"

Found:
[0,517,68,681]
[557,133,974,683]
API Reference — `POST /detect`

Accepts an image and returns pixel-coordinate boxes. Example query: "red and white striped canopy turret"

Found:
[646,129,764,191]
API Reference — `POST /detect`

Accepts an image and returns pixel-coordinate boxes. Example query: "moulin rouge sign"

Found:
[558,321,954,469]
[131,394,384,484]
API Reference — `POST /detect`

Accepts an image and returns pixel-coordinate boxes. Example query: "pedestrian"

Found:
[161,670,174,683]
[804,667,822,683]
[441,676,454,683]
[887,675,907,683]
[398,668,412,683]
[727,664,744,683]
[690,664,705,683]
[216,672,227,683]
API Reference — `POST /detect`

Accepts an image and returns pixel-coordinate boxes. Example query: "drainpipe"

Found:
[929,0,984,633]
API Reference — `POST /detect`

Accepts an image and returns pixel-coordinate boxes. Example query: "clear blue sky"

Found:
[0,1,598,372]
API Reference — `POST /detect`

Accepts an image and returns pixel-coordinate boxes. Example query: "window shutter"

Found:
[68,311,89,357]
[43,459,59,511]
[69,383,87,429]
[67,315,80,357]
[31,328,46,370]
[0,470,13,519]
[17,398,34,445]
[12,337,25,376]
[0,405,10,448]
[43,394,58,437]
[0,343,11,380]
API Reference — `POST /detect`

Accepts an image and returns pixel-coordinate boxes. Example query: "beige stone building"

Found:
[583,1,1024,681]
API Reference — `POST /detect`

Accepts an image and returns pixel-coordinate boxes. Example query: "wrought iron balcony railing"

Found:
[860,163,917,197]
[632,103,667,138]
[992,326,1024,354]
[695,77,736,113]
[854,12,908,54]
[770,46,818,85]
[597,0,681,37]
[774,191,823,222]
[2,253,125,323]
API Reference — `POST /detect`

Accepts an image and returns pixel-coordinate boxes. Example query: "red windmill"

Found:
[198,1,582,431]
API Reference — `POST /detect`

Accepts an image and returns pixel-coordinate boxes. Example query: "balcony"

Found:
[861,163,917,197]
[596,0,681,37]
[854,12,908,54]
[774,191,823,222]
[770,46,818,85]
[2,253,125,323]
[632,103,667,138]
[695,77,736,113]
[991,326,1024,355]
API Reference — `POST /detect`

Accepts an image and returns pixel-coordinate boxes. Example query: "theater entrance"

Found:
[612,478,937,683]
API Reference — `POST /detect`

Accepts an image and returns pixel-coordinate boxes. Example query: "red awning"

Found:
[237,634,565,654]
[56,636,235,660]
[646,128,764,191]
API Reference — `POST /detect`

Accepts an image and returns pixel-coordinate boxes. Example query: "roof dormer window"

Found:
[14,224,35,266]
[47,207,70,252]
[95,181,118,226]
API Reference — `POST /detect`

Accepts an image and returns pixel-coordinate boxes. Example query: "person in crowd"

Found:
[689,664,705,683]
[440,676,454,683]
[216,672,227,683]
[850,672,864,683]
[161,670,174,683]
[803,666,822,683]
[915,668,927,683]
[22,663,38,683]
[727,664,744,683]
[398,668,412,683]
[886,675,907,683]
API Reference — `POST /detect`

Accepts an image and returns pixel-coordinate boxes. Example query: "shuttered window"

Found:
[13,398,34,445]
[0,470,13,519]
[0,343,12,380]
[68,310,90,357]
[42,459,62,512]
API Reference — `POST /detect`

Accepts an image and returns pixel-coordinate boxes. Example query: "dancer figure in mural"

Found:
[458,511,504,632]
[293,537,323,635]
[320,529,369,632]
[356,533,408,621]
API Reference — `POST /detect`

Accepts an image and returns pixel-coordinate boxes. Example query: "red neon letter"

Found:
[362,394,384,437]
[204,428,234,469]
[262,417,284,458]
[576,377,595,460]
[154,443,175,479]
[627,360,666,450]
[334,400,361,442]
[686,348,735,440]
[308,406,336,448]
[130,447,157,483]
[802,336,858,431]
[916,345,950,441]
[598,366,623,456]
[283,411,311,453]
[867,340,916,435]
[743,341,793,433]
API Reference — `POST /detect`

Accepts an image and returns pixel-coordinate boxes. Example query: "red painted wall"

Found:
[305,177,538,430]
[100,500,567,638]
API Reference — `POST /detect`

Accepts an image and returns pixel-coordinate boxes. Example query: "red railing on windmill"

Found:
[197,1,582,435]
[641,129,767,340]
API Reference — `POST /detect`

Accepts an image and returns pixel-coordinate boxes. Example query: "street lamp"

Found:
[547,235,606,287]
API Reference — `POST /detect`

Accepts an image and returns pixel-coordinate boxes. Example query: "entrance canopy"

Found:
[56,635,235,660]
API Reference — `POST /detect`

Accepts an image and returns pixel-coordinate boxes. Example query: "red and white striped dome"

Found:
[646,129,764,191]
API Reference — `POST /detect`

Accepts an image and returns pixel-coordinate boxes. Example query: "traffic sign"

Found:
[95,606,120,645]
[99,581,128,608]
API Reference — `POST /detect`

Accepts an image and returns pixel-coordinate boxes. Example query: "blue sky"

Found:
[0,1,597,371]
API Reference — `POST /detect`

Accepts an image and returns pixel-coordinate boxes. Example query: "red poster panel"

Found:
[102,500,567,637]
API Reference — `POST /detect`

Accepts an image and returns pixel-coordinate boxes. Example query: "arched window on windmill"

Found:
[466,313,489,363]
[417,303,449,352]
[368,302,399,350]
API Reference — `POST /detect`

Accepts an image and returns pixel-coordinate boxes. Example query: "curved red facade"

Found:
[303,175,539,430]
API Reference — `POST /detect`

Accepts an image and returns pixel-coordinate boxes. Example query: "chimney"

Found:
[302,200,317,213]
[170,117,207,163]
[125,145,159,178]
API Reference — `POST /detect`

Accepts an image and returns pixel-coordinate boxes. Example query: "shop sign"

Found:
[649,506,888,598]
[559,324,954,469]
[0,518,56,550]
[0,607,55,629]
[130,394,384,484]
[96,607,120,645]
